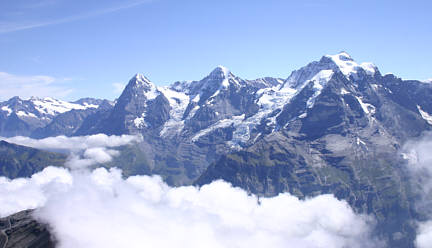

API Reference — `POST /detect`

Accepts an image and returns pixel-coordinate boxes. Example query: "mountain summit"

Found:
[324,51,378,78]
[129,73,158,92]
[208,65,230,80]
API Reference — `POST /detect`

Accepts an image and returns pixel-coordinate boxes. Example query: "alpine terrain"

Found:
[1,52,432,247]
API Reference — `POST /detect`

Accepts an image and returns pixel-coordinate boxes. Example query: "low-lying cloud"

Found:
[3,134,142,169]
[402,132,432,248]
[4,134,141,152]
[0,167,379,248]
[0,134,381,247]
[403,132,432,209]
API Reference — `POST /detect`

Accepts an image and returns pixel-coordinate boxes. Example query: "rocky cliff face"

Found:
[0,210,55,248]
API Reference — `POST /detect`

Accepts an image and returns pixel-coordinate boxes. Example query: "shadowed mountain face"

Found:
[0,140,66,179]
[195,131,416,247]
[0,210,55,248]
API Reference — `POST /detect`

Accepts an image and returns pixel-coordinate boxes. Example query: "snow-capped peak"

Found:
[133,73,153,87]
[325,52,378,78]
[0,96,100,118]
[326,51,354,62]
[126,73,160,100]
[193,66,237,92]
[30,97,98,116]
[209,65,230,79]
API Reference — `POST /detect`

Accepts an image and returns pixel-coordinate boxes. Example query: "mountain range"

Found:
[1,52,432,247]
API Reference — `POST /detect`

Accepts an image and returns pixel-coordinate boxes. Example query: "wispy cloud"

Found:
[0,0,152,34]
[0,71,74,100]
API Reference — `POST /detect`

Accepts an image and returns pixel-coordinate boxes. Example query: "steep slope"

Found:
[80,74,170,135]
[0,140,66,179]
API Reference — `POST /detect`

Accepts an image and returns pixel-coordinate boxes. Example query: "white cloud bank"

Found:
[0,133,381,247]
[4,134,141,152]
[403,132,432,248]
[403,132,432,198]
[416,221,432,248]
[0,167,380,248]
[3,134,142,169]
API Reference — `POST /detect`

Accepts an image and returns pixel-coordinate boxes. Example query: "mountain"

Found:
[31,100,114,138]
[0,97,109,137]
[80,73,171,135]
[72,53,432,189]
[8,52,429,190]
[0,140,66,179]
[195,53,432,247]
[75,67,282,184]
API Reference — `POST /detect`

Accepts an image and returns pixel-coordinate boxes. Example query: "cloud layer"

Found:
[0,167,378,248]
[403,132,432,248]
[3,134,142,169]
[403,132,432,200]
[0,133,381,247]
[4,134,141,152]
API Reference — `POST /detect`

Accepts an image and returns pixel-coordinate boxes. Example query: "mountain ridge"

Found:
[1,52,432,247]
[1,52,432,187]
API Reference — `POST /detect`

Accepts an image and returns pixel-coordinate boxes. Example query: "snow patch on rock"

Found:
[192,114,245,142]
[355,96,376,115]
[159,87,190,137]
[1,106,12,116]
[417,105,432,125]
[32,97,98,116]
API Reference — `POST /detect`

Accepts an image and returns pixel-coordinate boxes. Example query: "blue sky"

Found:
[0,0,431,101]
